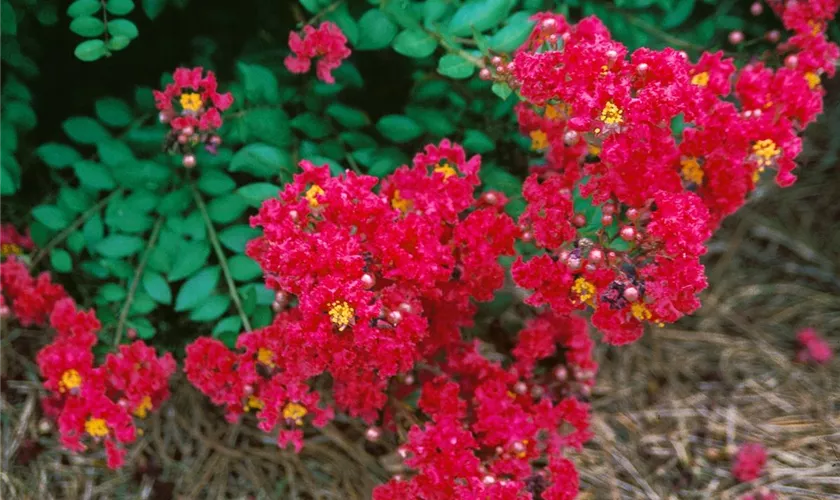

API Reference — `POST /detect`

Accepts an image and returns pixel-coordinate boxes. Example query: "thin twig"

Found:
[189,181,252,332]
[114,218,163,347]
[31,189,124,267]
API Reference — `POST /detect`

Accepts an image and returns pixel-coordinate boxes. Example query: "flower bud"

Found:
[361,273,376,289]
[751,2,763,15]
[491,56,503,66]
[365,427,381,442]
[479,68,492,80]
[589,248,604,264]
[398,302,413,314]
[554,365,568,381]
[288,210,299,221]
[483,475,496,484]
[541,17,557,32]
[572,214,586,227]
[397,446,409,459]
[512,441,526,454]
[127,328,137,340]
[210,135,222,146]
[620,226,635,241]
[158,111,171,123]
[558,250,570,262]
[785,54,798,69]
[547,33,559,45]
[728,31,744,45]
[626,208,639,221]
[183,126,195,136]
[636,62,649,75]
[178,134,189,144]
[563,130,579,146]
[514,381,527,395]
[505,62,515,73]
[766,30,781,43]
[606,49,618,62]
[387,310,402,325]
[402,374,414,385]
[623,286,639,303]
[495,65,506,74]
[567,257,581,270]
[521,231,533,243]
[601,214,613,226]
[481,192,498,205]
[182,154,196,168]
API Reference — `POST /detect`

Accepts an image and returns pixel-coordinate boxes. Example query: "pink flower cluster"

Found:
[1,223,34,260]
[1,256,176,468]
[285,22,351,84]
[732,442,769,482]
[504,2,838,344]
[154,66,234,167]
[795,327,833,364]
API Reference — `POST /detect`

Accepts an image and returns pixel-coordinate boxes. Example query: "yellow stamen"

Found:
[529,130,548,151]
[85,418,109,437]
[282,402,308,426]
[680,157,704,184]
[328,301,354,331]
[631,302,652,321]
[691,72,710,87]
[257,347,275,367]
[245,395,264,411]
[808,20,822,36]
[507,391,517,399]
[572,277,597,306]
[804,72,820,89]
[600,101,623,125]
[587,144,601,156]
[391,190,412,213]
[179,92,202,112]
[0,243,22,257]
[599,65,609,77]
[752,139,781,168]
[433,163,457,180]
[305,184,325,207]
[60,369,82,393]
[752,166,764,184]
[133,396,153,419]
[544,104,569,120]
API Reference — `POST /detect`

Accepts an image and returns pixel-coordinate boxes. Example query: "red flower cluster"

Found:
[375,340,592,500]
[284,22,351,84]
[506,4,838,344]
[732,442,769,482]
[154,66,233,167]
[1,223,34,259]
[0,257,176,468]
[185,140,519,452]
[795,327,833,364]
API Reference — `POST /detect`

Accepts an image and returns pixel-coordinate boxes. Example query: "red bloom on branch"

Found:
[732,442,768,482]
[795,327,834,364]
[285,22,351,84]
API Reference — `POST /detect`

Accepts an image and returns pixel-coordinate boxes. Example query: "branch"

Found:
[114,218,163,347]
[189,181,252,332]
[31,188,124,267]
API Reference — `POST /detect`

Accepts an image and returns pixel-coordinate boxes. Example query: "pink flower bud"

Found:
[728,31,744,45]
[514,381,527,395]
[766,30,781,43]
[210,135,222,146]
[620,226,635,241]
[606,49,618,61]
[495,65,506,74]
[182,154,196,168]
[548,33,559,45]
[626,208,639,221]
[398,302,413,314]
[601,214,613,226]
[288,210,299,221]
[483,475,496,484]
[636,63,649,75]
[365,427,381,442]
[563,130,579,145]
[479,68,492,80]
[785,54,798,69]
[491,56,503,66]
[361,273,376,289]
[127,328,137,339]
[541,18,557,32]
[589,249,604,264]
[623,286,639,303]
[158,111,171,123]
[558,250,570,262]
[397,446,409,459]
[567,257,581,270]
[482,192,498,205]
[522,231,533,243]
[554,365,568,381]
[387,310,402,325]
[183,126,195,136]
[572,214,587,227]
[512,441,526,454]
[751,2,763,15]
[505,62,515,73]
[402,374,414,385]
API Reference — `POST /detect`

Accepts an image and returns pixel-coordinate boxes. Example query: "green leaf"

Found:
[219,225,261,253]
[97,139,134,167]
[4,102,36,131]
[237,183,279,207]
[105,0,134,15]
[326,4,359,46]
[392,29,437,58]
[407,107,456,136]
[228,255,262,281]
[142,0,166,19]
[96,234,144,258]
[242,108,291,148]
[107,19,139,39]
[58,187,93,214]
[70,16,105,37]
[74,40,108,62]
[1,3,15,36]
[376,115,423,143]
[437,54,475,79]
[106,35,131,51]
[128,317,155,339]
[229,143,292,178]
[142,270,172,304]
[129,292,158,315]
[449,0,510,36]
[356,9,398,50]
[175,266,220,312]
[491,82,513,100]
[83,214,105,248]
[198,170,236,196]
[168,241,210,281]
[32,205,69,231]
[326,104,370,129]
[463,129,495,153]
[67,0,101,17]
[100,283,127,302]
[50,249,73,273]
[489,13,535,52]
[662,0,695,29]
[290,112,332,140]
[37,143,81,169]
[158,187,192,215]
[236,62,279,104]
[95,97,133,127]
[339,131,377,150]
[67,232,86,254]
[62,116,110,144]
[212,316,242,337]
[207,193,249,224]
[189,295,231,321]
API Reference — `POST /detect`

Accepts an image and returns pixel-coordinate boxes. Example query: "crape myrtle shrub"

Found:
[1,0,838,497]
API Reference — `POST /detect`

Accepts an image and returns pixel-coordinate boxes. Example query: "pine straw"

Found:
[3,94,839,500]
